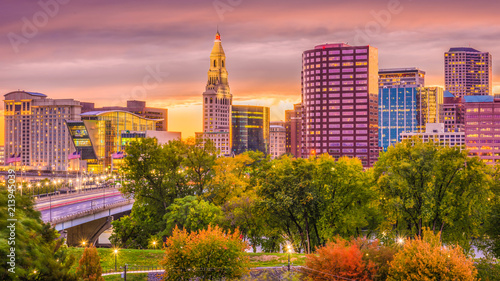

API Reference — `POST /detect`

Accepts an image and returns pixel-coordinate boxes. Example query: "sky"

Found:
[1,0,500,143]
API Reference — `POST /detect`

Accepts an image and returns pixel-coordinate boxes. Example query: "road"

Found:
[36,189,129,222]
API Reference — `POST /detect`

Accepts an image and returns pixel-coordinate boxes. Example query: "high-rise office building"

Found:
[416,87,444,131]
[379,68,425,89]
[440,91,464,133]
[378,88,419,151]
[445,47,492,98]
[285,103,303,158]
[199,31,232,156]
[81,100,168,131]
[270,121,286,159]
[4,91,81,171]
[464,95,500,165]
[378,86,444,151]
[302,43,379,167]
[231,105,269,155]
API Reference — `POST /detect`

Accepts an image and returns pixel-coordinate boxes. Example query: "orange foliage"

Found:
[161,225,249,280]
[387,229,477,281]
[304,237,376,281]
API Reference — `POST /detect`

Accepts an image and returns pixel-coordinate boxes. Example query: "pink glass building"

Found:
[464,95,500,165]
[301,43,379,167]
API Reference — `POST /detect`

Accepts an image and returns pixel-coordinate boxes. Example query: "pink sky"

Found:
[1,0,500,143]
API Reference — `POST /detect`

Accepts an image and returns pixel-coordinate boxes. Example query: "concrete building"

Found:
[198,31,232,156]
[445,47,492,98]
[231,105,269,155]
[379,68,425,89]
[270,122,286,159]
[4,91,81,171]
[440,91,464,133]
[378,86,444,151]
[301,43,379,167]
[285,103,303,158]
[464,95,500,165]
[81,100,168,131]
[400,123,465,148]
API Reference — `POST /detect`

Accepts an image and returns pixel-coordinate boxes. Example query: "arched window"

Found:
[222,60,225,67]
[214,60,216,67]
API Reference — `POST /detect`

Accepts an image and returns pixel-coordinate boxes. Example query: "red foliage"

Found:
[304,237,376,281]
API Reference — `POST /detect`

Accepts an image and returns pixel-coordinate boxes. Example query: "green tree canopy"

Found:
[373,138,494,249]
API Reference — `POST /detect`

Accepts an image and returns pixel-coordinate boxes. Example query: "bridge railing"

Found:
[49,199,134,224]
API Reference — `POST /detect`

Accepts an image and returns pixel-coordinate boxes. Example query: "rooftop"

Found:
[443,91,455,98]
[448,47,481,53]
[464,95,494,103]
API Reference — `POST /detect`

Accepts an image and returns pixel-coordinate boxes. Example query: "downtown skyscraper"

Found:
[302,43,379,167]
[199,31,232,155]
[445,47,492,98]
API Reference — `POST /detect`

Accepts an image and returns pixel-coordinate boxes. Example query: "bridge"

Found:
[35,188,134,246]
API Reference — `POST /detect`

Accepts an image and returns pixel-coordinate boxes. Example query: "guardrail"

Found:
[49,199,134,224]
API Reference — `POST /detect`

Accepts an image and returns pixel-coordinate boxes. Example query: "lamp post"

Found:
[114,249,118,271]
[286,244,292,271]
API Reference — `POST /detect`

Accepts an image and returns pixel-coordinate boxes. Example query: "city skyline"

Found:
[1,0,500,143]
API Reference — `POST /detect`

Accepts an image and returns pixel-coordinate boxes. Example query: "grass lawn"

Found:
[68,247,307,273]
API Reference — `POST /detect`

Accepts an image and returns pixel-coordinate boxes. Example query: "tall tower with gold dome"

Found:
[201,31,232,155]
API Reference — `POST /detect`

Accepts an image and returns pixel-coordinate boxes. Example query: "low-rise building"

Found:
[400,123,465,148]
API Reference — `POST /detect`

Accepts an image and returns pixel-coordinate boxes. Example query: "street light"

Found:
[113,248,119,271]
[286,244,292,271]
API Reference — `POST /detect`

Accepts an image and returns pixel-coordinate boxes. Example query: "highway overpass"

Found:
[35,188,134,246]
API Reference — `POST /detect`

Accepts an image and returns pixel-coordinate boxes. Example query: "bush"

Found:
[354,238,397,281]
[161,225,249,280]
[303,237,376,281]
[76,245,104,281]
[387,229,477,280]
[475,258,500,281]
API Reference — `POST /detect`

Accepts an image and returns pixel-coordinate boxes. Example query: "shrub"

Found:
[303,237,376,281]
[76,245,104,281]
[161,225,249,280]
[354,238,397,281]
[387,229,477,281]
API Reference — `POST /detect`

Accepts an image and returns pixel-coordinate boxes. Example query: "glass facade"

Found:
[378,87,444,151]
[378,88,418,151]
[80,110,158,172]
[231,105,270,155]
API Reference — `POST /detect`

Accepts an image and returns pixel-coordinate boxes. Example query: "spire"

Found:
[215,29,221,42]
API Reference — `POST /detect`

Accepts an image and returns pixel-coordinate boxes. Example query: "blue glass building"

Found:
[378,88,419,151]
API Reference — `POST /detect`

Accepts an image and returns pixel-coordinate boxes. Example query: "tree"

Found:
[162,195,224,236]
[387,229,477,281]
[161,225,249,280]
[183,137,217,195]
[257,155,323,253]
[121,138,190,214]
[0,189,76,280]
[76,245,104,281]
[316,155,379,239]
[373,138,494,249]
[206,153,253,206]
[110,203,165,248]
[222,191,267,253]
